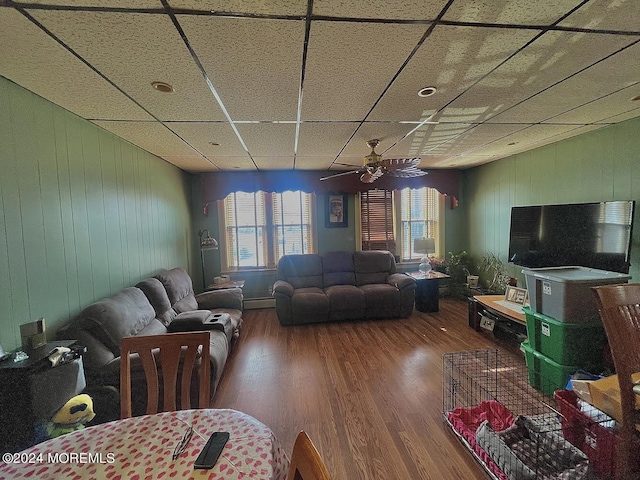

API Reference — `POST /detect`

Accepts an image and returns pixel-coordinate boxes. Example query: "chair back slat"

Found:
[120,332,211,419]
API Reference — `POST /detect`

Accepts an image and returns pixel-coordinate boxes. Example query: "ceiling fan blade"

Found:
[387,167,427,178]
[320,169,362,181]
[381,157,422,169]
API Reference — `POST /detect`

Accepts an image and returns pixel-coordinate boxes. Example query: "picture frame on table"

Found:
[325,194,347,228]
[505,285,528,305]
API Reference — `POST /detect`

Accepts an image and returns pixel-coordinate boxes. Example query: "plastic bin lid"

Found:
[521,266,631,283]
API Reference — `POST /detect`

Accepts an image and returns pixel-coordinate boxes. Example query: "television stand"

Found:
[468,295,527,347]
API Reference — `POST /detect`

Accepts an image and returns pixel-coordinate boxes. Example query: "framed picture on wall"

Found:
[325,194,347,228]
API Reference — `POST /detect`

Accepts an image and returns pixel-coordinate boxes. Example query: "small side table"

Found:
[206,279,245,291]
[407,271,450,313]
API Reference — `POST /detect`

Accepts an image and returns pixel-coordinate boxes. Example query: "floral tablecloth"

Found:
[0,408,289,479]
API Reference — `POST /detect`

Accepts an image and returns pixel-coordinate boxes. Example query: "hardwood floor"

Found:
[212,298,524,479]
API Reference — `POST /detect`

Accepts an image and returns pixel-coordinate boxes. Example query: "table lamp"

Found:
[414,237,436,273]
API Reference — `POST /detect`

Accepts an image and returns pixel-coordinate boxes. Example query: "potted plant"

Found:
[479,252,511,294]
[444,251,472,298]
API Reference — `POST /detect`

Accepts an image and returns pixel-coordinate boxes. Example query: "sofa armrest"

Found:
[195,288,243,311]
[387,273,416,290]
[273,280,294,297]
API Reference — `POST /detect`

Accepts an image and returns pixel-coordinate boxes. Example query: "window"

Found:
[400,187,440,261]
[221,191,315,270]
[358,187,441,261]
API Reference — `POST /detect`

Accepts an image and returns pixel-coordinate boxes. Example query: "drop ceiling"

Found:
[1,0,639,173]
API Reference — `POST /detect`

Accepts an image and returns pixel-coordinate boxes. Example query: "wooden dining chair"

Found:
[286,431,331,480]
[592,283,640,480]
[120,331,210,419]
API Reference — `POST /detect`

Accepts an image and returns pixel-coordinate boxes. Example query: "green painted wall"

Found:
[0,77,194,351]
[462,116,640,285]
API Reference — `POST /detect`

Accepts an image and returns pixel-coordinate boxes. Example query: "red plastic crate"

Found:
[554,389,640,479]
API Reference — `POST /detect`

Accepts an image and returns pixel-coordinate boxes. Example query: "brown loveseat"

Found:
[273,250,416,325]
[58,267,242,416]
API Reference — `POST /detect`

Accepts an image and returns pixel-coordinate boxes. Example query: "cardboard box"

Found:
[571,379,595,403]
[588,373,640,422]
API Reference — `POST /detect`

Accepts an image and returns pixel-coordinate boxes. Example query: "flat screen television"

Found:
[508,201,635,274]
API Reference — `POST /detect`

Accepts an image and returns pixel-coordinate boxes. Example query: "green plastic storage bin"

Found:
[521,341,580,397]
[523,306,606,371]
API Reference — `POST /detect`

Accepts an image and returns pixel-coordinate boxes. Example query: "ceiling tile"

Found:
[559,0,640,32]
[161,155,221,173]
[369,24,539,122]
[301,21,427,121]
[296,122,360,161]
[27,8,226,121]
[234,123,297,156]
[203,155,257,170]
[92,120,202,156]
[452,30,638,123]
[0,8,154,121]
[313,0,449,20]
[422,123,524,156]
[253,156,295,170]
[179,16,304,121]
[168,0,308,16]
[545,86,640,124]
[465,124,587,157]
[294,156,336,170]
[489,41,640,124]
[443,0,585,25]
[14,0,162,6]
[164,121,247,158]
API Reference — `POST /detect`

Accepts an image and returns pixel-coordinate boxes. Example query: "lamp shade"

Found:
[199,229,219,251]
[414,237,436,255]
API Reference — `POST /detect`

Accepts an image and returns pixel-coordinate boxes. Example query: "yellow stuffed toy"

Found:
[47,394,96,438]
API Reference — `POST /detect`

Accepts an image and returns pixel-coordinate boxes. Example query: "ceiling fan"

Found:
[321,139,427,184]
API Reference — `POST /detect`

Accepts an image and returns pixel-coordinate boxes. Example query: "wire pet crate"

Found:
[442,349,616,480]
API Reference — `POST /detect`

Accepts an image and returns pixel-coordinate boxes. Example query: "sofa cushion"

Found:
[278,254,324,289]
[73,287,156,356]
[354,250,395,286]
[291,287,329,317]
[155,267,198,313]
[135,277,176,326]
[322,251,356,287]
[359,283,401,315]
[325,285,365,320]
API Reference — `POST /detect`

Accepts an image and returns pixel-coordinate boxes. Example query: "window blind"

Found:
[272,191,313,261]
[360,190,395,252]
[224,192,268,268]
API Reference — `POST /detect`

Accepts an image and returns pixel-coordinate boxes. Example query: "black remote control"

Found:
[193,431,229,469]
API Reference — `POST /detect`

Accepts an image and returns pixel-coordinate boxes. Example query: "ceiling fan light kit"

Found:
[322,139,427,184]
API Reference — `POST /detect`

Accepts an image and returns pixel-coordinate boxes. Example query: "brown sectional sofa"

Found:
[273,250,416,325]
[58,267,242,417]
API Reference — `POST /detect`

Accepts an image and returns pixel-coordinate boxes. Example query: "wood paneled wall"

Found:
[0,77,194,351]
[462,116,640,284]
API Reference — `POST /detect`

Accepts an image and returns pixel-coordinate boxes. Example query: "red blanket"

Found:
[447,400,516,480]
